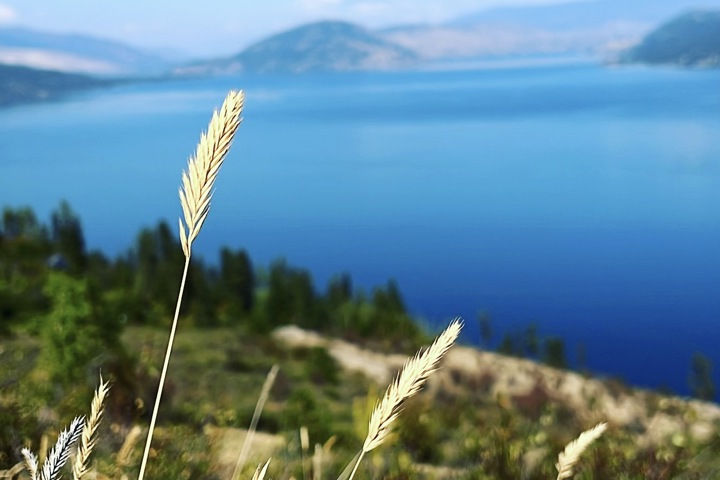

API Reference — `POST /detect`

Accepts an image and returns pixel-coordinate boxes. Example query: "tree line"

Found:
[0,201,428,380]
[0,201,713,401]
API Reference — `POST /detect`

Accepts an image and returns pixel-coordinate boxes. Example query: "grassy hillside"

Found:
[3,324,720,479]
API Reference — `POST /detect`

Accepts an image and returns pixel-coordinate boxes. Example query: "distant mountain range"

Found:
[177,5,720,75]
[0,27,170,76]
[619,10,720,66]
[174,21,418,75]
[0,4,718,107]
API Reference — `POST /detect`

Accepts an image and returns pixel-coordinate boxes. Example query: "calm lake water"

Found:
[1,63,719,397]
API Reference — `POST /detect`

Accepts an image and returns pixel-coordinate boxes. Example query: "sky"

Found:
[0,0,593,58]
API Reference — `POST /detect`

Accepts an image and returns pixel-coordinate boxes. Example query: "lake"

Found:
[1,62,719,398]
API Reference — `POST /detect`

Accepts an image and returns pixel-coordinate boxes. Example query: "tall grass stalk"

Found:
[73,377,110,480]
[342,318,463,480]
[555,422,607,480]
[232,364,280,480]
[20,378,110,480]
[136,90,244,480]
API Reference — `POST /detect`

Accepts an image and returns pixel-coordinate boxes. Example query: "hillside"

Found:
[2,318,720,477]
[0,63,107,107]
[620,10,720,66]
[0,27,170,76]
[174,21,418,76]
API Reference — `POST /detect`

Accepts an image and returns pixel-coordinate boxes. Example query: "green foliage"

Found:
[218,247,255,318]
[262,259,324,330]
[50,200,87,273]
[0,400,40,469]
[139,426,215,480]
[326,273,352,308]
[303,346,340,386]
[131,221,186,322]
[281,385,333,445]
[395,397,444,463]
[38,272,102,384]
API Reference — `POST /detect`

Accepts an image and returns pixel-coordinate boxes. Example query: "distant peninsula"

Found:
[620,10,720,67]
[0,63,106,107]
[174,20,419,76]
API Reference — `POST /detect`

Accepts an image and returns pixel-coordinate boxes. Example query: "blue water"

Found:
[1,63,719,398]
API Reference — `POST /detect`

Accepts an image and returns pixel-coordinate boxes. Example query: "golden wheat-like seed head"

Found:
[362,318,462,453]
[251,459,271,480]
[179,90,244,257]
[556,422,607,480]
[73,377,110,480]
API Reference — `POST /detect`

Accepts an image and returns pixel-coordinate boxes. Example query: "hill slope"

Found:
[0,63,106,107]
[175,20,418,75]
[620,10,720,66]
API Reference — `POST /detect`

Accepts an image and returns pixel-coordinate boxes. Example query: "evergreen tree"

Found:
[39,272,104,384]
[523,323,540,358]
[689,352,715,401]
[50,200,87,273]
[263,260,322,329]
[132,221,185,321]
[543,337,567,369]
[478,311,493,348]
[326,273,352,309]
[219,247,255,315]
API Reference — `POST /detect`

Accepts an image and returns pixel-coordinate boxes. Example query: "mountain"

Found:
[379,23,644,61]
[174,20,418,76]
[380,0,720,62]
[0,63,107,107]
[450,0,720,30]
[619,10,720,66]
[0,27,170,76]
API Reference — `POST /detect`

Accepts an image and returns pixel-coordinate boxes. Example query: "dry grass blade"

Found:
[116,425,142,468]
[363,318,462,453]
[41,416,85,480]
[21,449,38,480]
[232,364,279,480]
[179,89,244,257]
[312,443,322,480]
[556,422,608,480]
[251,459,271,480]
[73,378,110,480]
[0,462,25,480]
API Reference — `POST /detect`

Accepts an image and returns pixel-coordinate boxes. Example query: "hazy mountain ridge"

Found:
[619,10,720,66]
[378,22,645,61]
[174,20,418,75]
[0,27,170,76]
[2,3,719,83]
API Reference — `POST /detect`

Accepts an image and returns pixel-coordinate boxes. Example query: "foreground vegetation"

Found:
[1,91,719,480]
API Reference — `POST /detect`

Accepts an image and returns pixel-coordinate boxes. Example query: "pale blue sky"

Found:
[0,0,591,57]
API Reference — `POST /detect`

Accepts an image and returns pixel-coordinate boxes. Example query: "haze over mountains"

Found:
[0,27,169,76]
[1,1,719,76]
[0,2,719,106]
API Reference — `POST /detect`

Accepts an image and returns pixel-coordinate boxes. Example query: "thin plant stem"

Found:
[231,365,279,480]
[345,451,365,480]
[137,255,191,480]
[136,90,242,480]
